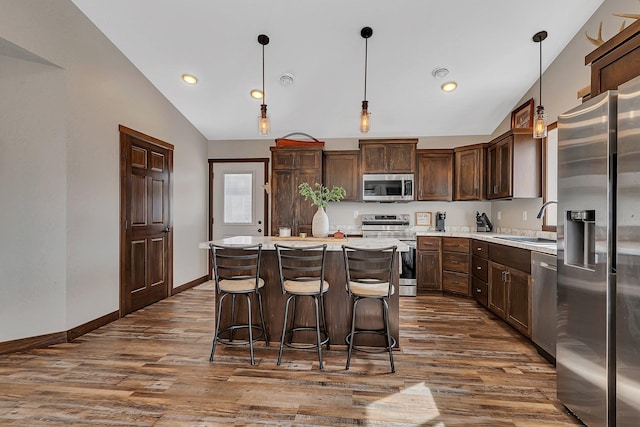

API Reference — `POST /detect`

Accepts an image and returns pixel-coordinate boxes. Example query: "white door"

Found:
[212,162,266,239]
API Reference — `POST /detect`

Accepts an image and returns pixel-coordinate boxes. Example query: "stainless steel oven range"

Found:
[361,214,416,296]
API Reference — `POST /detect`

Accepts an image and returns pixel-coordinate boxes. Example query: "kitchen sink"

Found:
[494,236,556,244]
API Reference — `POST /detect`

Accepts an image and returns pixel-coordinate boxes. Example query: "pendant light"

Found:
[533,31,548,139]
[360,27,373,133]
[258,34,270,135]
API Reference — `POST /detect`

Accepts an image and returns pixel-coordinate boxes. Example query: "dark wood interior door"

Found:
[120,126,173,316]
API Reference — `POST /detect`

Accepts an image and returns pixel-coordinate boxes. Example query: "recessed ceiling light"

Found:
[441,81,457,92]
[181,74,198,85]
[250,89,264,99]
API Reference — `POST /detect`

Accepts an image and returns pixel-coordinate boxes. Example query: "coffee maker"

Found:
[435,212,446,232]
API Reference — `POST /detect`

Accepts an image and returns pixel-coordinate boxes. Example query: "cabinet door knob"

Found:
[476,266,482,270]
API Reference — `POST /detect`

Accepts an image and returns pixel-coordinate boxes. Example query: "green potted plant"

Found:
[298,182,346,237]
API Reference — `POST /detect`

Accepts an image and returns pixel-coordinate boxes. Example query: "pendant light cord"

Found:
[364,37,368,101]
[262,43,266,105]
[538,38,542,107]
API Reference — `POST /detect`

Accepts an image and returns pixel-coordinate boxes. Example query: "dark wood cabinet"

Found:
[323,150,360,201]
[487,243,532,337]
[488,261,508,318]
[416,150,453,201]
[454,144,486,201]
[441,237,470,296]
[471,239,489,307]
[586,19,640,99]
[417,236,441,293]
[270,146,323,236]
[506,267,531,336]
[486,129,541,200]
[359,139,417,174]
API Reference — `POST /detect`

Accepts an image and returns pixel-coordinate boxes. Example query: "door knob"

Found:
[258,220,262,225]
[163,227,171,233]
[257,228,262,233]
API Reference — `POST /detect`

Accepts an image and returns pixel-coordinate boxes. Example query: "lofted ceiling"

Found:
[71,0,603,141]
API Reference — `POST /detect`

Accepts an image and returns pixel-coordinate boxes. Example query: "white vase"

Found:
[312,206,329,238]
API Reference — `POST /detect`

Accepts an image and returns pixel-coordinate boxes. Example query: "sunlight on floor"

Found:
[366,382,441,424]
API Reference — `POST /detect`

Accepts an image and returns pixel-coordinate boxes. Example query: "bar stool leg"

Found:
[246,294,254,365]
[257,291,269,347]
[382,298,395,373]
[345,297,360,370]
[320,294,330,350]
[210,292,228,362]
[313,295,323,370]
[230,294,236,342]
[288,297,296,344]
[278,294,295,366]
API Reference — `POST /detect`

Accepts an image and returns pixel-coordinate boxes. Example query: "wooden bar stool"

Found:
[342,245,397,373]
[209,243,269,365]
[274,243,330,370]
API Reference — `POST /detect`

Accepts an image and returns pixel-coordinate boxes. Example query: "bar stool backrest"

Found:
[342,245,397,297]
[209,243,262,293]
[274,243,328,295]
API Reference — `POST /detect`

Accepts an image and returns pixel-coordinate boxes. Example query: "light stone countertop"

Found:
[416,231,557,255]
[199,236,410,252]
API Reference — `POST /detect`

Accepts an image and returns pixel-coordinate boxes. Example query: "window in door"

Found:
[223,173,253,224]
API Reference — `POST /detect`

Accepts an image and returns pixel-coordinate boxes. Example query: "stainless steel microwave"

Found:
[362,173,414,202]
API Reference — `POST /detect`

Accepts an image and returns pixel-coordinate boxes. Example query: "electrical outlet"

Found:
[522,210,528,221]
[497,211,502,220]
[353,210,359,219]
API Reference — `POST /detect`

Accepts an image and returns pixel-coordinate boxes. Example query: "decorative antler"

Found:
[585,8,640,47]
[586,22,605,46]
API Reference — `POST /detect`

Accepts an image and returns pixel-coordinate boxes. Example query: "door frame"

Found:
[119,125,174,317]
[208,158,269,277]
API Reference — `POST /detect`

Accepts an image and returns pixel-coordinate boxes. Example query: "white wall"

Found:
[0,0,209,342]
[0,54,67,340]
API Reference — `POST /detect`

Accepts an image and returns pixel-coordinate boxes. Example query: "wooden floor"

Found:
[0,282,581,426]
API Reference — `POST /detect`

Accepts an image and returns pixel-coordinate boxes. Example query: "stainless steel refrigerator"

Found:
[557,75,640,427]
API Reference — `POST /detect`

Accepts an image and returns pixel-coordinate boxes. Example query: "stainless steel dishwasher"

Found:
[531,252,557,361]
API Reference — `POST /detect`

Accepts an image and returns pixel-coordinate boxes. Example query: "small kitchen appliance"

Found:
[476,212,493,232]
[435,212,446,232]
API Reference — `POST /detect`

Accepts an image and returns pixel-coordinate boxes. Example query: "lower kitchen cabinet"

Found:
[471,239,489,307]
[487,243,532,337]
[441,237,470,296]
[417,236,441,292]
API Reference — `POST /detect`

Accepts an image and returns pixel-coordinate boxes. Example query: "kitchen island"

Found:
[199,236,408,348]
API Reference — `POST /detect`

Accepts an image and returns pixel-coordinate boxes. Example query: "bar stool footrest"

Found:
[345,330,396,354]
[282,326,330,349]
[216,324,267,346]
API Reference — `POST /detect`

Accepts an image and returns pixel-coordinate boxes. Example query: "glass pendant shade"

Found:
[259,104,269,135]
[533,106,547,139]
[360,100,370,133]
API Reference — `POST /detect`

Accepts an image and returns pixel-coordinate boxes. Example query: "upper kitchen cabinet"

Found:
[586,19,640,99]
[323,150,360,201]
[270,146,323,236]
[454,143,486,201]
[486,129,541,200]
[359,139,417,174]
[416,149,453,201]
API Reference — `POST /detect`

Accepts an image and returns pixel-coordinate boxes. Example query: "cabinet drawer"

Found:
[443,237,470,253]
[472,277,488,307]
[472,255,488,282]
[471,239,489,259]
[418,236,441,251]
[443,251,469,273]
[442,271,469,295]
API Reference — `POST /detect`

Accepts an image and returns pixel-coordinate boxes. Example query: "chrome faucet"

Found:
[537,200,558,219]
